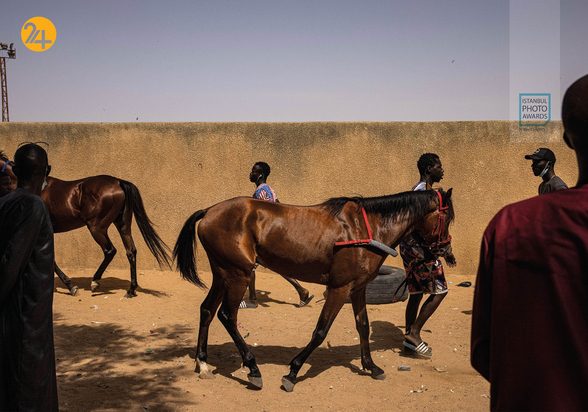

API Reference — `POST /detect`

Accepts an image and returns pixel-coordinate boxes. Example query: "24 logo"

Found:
[21,17,56,52]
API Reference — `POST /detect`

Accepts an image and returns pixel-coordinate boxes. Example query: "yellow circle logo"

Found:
[21,17,56,52]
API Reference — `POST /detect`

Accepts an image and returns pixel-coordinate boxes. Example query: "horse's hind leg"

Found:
[282,284,350,392]
[54,261,79,296]
[86,225,117,293]
[349,287,385,380]
[216,268,263,388]
[195,272,225,380]
[113,213,138,298]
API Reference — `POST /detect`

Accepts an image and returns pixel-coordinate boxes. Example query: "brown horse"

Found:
[173,189,454,391]
[0,152,171,297]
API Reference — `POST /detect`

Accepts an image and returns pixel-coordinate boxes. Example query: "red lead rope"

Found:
[334,207,373,247]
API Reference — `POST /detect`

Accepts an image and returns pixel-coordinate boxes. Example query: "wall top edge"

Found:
[0,120,544,125]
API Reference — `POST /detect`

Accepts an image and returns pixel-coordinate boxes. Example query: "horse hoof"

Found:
[281,376,296,392]
[70,286,79,296]
[248,375,263,389]
[372,372,387,381]
[199,370,215,380]
[91,281,100,292]
[124,292,135,299]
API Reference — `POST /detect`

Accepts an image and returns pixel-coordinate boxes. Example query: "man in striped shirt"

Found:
[252,162,277,201]
[240,162,314,309]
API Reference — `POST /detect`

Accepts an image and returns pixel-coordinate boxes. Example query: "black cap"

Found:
[525,148,556,162]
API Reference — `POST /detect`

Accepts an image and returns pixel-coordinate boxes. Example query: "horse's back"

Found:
[199,197,330,236]
[46,174,121,189]
[198,197,269,240]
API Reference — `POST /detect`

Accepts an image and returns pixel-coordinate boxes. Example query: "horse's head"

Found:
[0,151,17,191]
[414,189,454,258]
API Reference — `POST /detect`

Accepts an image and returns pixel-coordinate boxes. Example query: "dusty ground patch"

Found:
[53,268,488,411]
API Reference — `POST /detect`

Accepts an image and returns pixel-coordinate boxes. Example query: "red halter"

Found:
[420,191,452,249]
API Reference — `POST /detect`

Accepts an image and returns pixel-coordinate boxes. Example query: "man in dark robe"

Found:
[471,74,588,411]
[0,143,58,411]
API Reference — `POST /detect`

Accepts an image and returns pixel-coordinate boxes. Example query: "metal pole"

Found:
[0,57,8,122]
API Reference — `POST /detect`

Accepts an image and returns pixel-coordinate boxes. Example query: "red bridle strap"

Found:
[430,191,446,235]
[422,191,452,248]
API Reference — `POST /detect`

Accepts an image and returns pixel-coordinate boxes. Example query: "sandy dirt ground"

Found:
[53,267,489,412]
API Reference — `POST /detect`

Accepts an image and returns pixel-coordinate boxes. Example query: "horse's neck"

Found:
[373,202,436,247]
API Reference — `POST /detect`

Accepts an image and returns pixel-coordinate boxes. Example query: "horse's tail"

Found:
[173,209,207,288]
[119,179,172,268]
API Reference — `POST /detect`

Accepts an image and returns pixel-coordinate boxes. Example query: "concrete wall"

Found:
[0,121,576,278]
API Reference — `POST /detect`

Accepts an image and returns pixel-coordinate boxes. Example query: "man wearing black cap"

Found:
[525,147,568,195]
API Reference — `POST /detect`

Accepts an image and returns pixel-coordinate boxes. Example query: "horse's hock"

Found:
[323,265,408,304]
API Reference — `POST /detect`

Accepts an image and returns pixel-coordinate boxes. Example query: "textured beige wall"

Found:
[0,121,576,278]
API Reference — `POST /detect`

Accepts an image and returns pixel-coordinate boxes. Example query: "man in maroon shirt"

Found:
[471,74,588,411]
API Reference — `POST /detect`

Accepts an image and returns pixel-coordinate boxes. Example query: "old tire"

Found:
[365,265,408,304]
[323,265,408,305]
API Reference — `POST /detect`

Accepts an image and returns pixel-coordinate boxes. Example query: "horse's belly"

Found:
[51,217,86,233]
[256,253,330,285]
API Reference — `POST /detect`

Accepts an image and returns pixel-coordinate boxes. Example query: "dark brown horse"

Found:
[0,152,171,297]
[173,189,454,391]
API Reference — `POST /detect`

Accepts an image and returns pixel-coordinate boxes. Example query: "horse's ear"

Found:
[445,188,453,200]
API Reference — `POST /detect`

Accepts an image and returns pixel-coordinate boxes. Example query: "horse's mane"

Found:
[321,190,454,225]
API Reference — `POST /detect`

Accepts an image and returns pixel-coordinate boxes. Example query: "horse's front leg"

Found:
[349,287,386,380]
[282,284,350,392]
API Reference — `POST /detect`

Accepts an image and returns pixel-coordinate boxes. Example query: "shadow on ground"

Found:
[54,309,406,408]
[249,289,305,308]
[54,314,197,411]
[200,319,405,388]
[54,275,169,298]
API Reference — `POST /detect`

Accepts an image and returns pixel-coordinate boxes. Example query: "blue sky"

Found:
[1,0,586,122]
